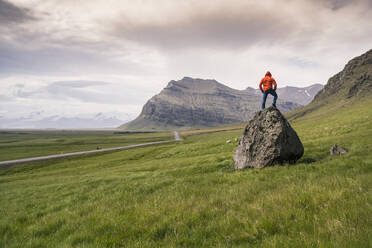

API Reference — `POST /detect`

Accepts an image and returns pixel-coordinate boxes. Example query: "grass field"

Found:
[0,99,371,247]
[0,131,173,161]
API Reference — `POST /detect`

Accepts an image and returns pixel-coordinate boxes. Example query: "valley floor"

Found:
[0,131,173,161]
[0,100,371,247]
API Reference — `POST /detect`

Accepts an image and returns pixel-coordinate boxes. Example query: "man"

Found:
[259,71,278,109]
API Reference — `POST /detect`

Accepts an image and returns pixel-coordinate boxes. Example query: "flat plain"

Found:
[0,131,173,162]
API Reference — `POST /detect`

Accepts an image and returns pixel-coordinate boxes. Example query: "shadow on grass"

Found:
[298,157,317,164]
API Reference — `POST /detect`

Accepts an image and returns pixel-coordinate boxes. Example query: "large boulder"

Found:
[234,106,304,169]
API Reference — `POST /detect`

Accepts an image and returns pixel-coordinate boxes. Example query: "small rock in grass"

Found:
[226,140,232,144]
[330,144,348,155]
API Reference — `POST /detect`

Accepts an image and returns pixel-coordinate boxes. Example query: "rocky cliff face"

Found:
[314,49,372,102]
[121,77,302,130]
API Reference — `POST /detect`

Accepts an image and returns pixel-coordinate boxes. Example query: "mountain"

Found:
[245,84,323,106]
[288,48,372,120]
[314,49,372,102]
[120,77,303,130]
[0,112,132,129]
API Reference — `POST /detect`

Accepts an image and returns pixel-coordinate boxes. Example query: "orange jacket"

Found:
[259,72,277,92]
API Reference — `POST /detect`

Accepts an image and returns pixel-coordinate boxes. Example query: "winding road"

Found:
[0,131,182,168]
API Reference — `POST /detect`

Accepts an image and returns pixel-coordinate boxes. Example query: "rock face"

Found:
[234,106,304,169]
[121,77,304,130]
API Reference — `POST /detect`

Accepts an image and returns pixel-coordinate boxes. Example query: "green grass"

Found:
[0,100,371,247]
[0,131,173,161]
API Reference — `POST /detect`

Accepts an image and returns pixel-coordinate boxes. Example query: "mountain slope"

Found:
[315,49,372,101]
[288,49,372,120]
[121,77,302,130]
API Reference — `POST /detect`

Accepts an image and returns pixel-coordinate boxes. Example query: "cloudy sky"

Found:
[1,0,371,125]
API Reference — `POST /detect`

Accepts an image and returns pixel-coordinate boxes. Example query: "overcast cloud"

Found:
[0,0,371,127]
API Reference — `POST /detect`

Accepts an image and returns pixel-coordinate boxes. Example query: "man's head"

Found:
[265,71,272,77]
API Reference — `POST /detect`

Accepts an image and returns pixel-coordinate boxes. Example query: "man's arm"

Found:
[272,78,277,91]
[259,78,264,92]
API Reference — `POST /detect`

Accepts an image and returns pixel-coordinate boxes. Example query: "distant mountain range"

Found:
[245,84,323,106]
[0,112,132,129]
[121,77,322,130]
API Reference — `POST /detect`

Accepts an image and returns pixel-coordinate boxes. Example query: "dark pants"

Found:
[262,88,278,109]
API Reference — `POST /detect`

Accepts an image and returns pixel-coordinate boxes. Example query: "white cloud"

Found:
[0,0,371,127]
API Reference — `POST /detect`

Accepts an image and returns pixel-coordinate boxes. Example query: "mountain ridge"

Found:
[314,49,372,102]
[288,48,372,120]
[121,77,320,130]
[0,112,132,129]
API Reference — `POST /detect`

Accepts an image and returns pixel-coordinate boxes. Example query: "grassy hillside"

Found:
[0,131,173,161]
[288,49,371,121]
[0,99,371,247]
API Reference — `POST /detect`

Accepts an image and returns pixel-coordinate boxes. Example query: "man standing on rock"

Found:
[259,71,278,109]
